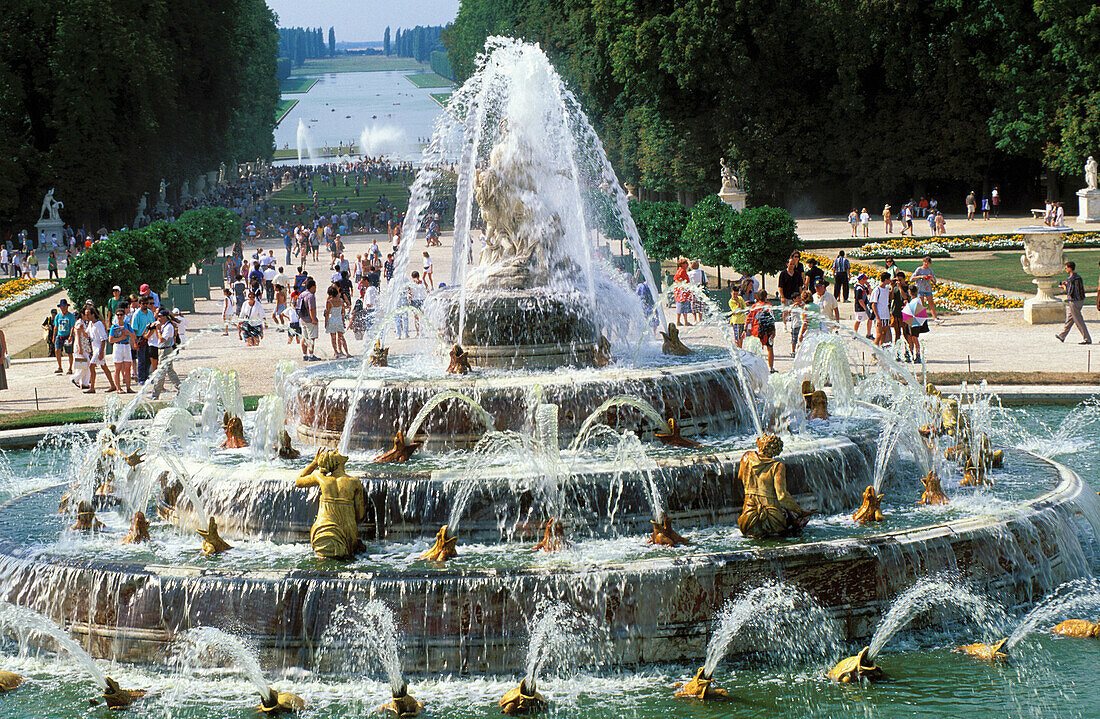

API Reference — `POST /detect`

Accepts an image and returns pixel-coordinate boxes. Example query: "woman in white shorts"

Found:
[109,307,135,393]
[84,307,116,393]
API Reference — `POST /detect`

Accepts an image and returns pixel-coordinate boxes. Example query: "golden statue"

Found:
[101,676,146,709]
[259,687,306,714]
[277,431,300,460]
[532,518,567,553]
[380,682,422,717]
[655,418,700,448]
[737,435,810,538]
[593,335,613,367]
[828,647,883,682]
[801,380,815,409]
[221,412,248,449]
[917,472,949,506]
[960,458,985,487]
[673,667,730,701]
[808,390,829,420]
[420,524,457,562]
[374,431,421,464]
[71,501,105,532]
[646,513,690,547]
[1052,619,1100,638]
[295,449,367,559]
[852,486,885,523]
[660,323,693,356]
[197,517,233,555]
[0,671,22,693]
[499,679,548,715]
[369,339,390,367]
[447,344,471,374]
[122,511,151,544]
[955,638,1008,661]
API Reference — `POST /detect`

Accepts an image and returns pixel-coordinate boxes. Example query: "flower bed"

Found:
[849,231,1100,259]
[0,279,60,317]
[801,251,1021,312]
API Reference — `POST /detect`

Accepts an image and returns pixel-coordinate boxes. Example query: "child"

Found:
[789,291,805,356]
[746,290,776,372]
[728,279,750,348]
[221,287,233,336]
[286,291,301,345]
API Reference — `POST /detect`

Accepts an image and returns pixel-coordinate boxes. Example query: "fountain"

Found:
[0,36,1095,719]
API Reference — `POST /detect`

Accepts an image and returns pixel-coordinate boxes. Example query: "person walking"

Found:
[0,328,7,392]
[298,279,319,360]
[422,251,434,291]
[909,255,941,322]
[890,272,908,346]
[108,307,135,393]
[847,209,859,238]
[853,273,872,339]
[776,254,803,327]
[859,208,870,238]
[991,186,1000,218]
[673,258,692,327]
[1056,261,1091,344]
[52,299,75,375]
[904,285,928,363]
[83,306,116,394]
[324,285,349,357]
[688,260,707,323]
[729,279,750,348]
[814,279,840,325]
[868,273,892,346]
[130,297,156,383]
[149,309,182,399]
[831,251,850,303]
[882,205,892,234]
[965,190,976,221]
[238,291,266,347]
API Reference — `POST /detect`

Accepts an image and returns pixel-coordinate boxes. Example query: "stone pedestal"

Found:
[718,189,747,210]
[1019,227,1069,324]
[155,200,169,217]
[1023,282,1065,324]
[35,218,64,248]
[1078,189,1100,224]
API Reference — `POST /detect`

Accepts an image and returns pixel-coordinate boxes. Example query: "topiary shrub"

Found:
[729,205,801,279]
[631,199,688,261]
[63,241,140,310]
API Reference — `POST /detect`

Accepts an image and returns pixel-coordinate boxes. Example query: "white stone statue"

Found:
[134,193,147,226]
[39,188,64,222]
[218,162,227,185]
[158,179,168,205]
[194,174,206,199]
[1086,155,1098,191]
[720,158,742,193]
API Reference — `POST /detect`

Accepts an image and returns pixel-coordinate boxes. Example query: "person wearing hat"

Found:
[148,309,182,399]
[130,297,157,383]
[52,299,76,375]
[882,205,892,235]
[107,286,125,317]
[853,273,872,339]
[138,283,160,309]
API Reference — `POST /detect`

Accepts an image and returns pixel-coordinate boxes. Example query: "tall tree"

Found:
[384,26,391,55]
[328,26,336,55]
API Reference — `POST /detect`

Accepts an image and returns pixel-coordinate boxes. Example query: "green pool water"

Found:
[0,402,1096,718]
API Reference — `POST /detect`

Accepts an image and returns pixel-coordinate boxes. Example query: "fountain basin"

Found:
[292,355,755,452]
[0,450,1091,674]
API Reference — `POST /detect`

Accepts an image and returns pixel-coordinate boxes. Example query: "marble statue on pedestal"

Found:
[1078,154,1100,223]
[134,193,147,228]
[1086,156,1098,191]
[39,189,63,222]
[718,158,746,210]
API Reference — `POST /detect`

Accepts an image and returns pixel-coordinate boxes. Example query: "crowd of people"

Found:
[847,189,1008,238]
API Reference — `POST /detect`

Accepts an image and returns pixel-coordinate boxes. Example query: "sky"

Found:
[265,0,460,43]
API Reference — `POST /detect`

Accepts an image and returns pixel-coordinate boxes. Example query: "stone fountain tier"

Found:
[427,288,602,369]
[167,434,877,543]
[292,356,754,453]
[0,452,1092,674]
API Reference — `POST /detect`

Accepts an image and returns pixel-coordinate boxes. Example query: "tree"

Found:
[145,220,198,280]
[681,195,737,285]
[630,200,687,261]
[384,26,391,56]
[63,241,140,310]
[729,206,800,282]
[328,26,336,56]
[110,228,170,295]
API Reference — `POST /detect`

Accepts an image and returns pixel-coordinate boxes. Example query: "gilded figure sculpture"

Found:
[71,501,105,532]
[277,431,301,460]
[593,335,613,367]
[0,670,22,692]
[809,390,829,420]
[369,339,389,367]
[737,435,810,538]
[660,323,693,356]
[221,413,248,449]
[956,638,1008,661]
[447,344,471,374]
[499,679,548,715]
[259,687,306,714]
[1052,619,1100,638]
[532,518,567,553]
[674,667,730,701]
[646,513,691,547]
[828,647,883,682]
[295,449,367,559]
[122,511,151,544]
[420,524,457,562]
[101,676,146,709]
[917,472,949,506]
[853,486,886,523]
[801,380,815,409]
[655,418,700,448]
[197,517,233,555]
[380,682,422,717]
[374,431,421,463]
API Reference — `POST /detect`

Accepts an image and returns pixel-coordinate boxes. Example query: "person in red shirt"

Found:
[746,290,776,372]
[672,258,692,326]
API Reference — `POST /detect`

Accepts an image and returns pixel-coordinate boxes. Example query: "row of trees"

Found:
[63,207,241,309]
[633,199,800,284]
[388,25,446,63]
[278,26,336,67]
[444,0,1100,210]
[0,0,279,232]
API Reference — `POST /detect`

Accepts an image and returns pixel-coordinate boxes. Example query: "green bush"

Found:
[729,205,801,277]
[109,228,170,294]
[681,195,738,269]
[631,199,688,260]
[145,220,199,279]
[63,241,140,309]
[176,207,242,261]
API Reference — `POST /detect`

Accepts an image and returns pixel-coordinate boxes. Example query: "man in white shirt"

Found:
[868,273,892,346]
[814,279,840,325]
[237,291,266,346]
[262,265,278,302]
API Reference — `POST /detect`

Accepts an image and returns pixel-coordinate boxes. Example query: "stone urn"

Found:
[1019,225,1070,324]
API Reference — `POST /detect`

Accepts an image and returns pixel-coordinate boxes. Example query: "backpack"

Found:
[754,305,775,336]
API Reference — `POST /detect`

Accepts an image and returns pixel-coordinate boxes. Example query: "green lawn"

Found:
[404,72,453,89]
[269,176,411,224]
[280,77,318,94]
[895,249,1100,294]
[430,92,452,107]
[274,98,298,125]
[291,56,428,75]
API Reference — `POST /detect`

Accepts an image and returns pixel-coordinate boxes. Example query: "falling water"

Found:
[402,391,495,447]
[866,578,1007,661]
[296,119,315,164]
[1005,577,1100,651]
[358,124,407,157]
[871,388,934,493]
[174,626,270,698]
[702,582,841,678]
[523,601,603,687]
[0,602,107,689]
[569,395,667,452]
[318,600,406,693]
[250,394,286,459]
